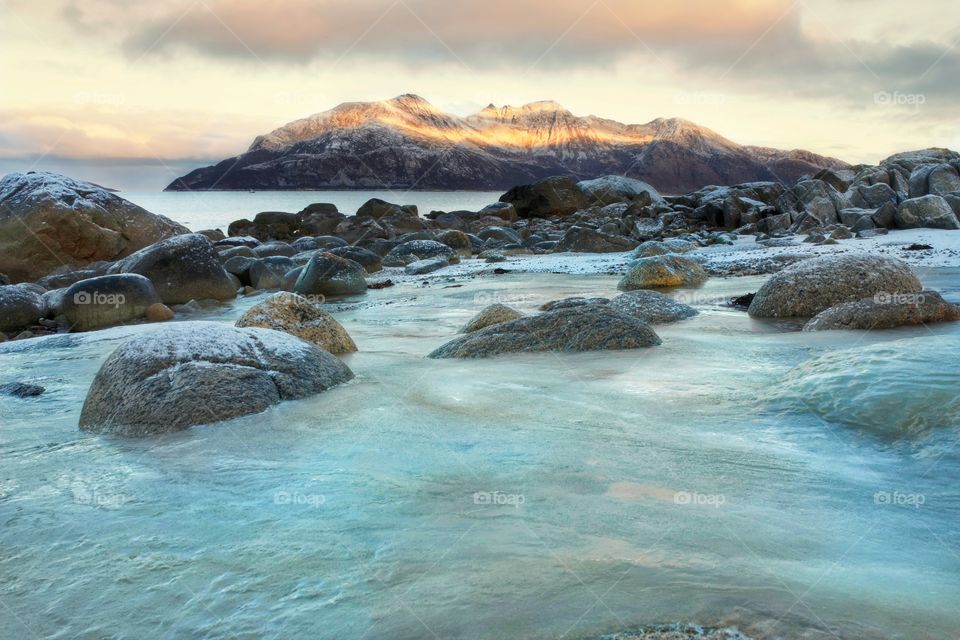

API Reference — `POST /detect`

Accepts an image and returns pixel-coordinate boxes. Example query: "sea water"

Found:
[1,268,958,640]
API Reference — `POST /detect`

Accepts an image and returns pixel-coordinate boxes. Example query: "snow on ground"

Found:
[374,229,960,286]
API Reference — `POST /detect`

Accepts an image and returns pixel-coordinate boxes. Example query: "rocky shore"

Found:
[1,147,960,434]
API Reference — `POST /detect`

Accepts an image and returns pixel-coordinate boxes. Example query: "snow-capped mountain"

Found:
[166,94,847,193]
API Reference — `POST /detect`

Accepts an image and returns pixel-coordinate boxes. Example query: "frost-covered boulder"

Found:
[236,292,357,353]
[429,305,660,358]
[404,258,450,275]
[294,252,367,296]
[894,195,960,230]
[113,233,237,304]
[0,284,45,332]
[803,291,960,331]
[79,322,354,436]
[460,304,524,333]
[60,274,161,331]
[577,175,663,206]
[383,240,454,267]
[0,171,188,283]
[748,255,923,318]
[618,255,708,290]
[609,290,698,324]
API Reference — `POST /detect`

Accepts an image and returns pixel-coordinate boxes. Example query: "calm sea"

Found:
[121,190,504,232]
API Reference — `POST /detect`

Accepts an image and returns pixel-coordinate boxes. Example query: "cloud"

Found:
[118,0,797,66]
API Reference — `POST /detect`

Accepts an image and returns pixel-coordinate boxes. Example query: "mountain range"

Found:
[166,94,848,194]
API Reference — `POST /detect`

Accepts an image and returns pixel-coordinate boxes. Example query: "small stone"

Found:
[0,382,46,397]
[145,303,175,322]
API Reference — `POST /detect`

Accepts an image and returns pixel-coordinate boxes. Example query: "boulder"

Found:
[577,175,663,206]
[748,255,923,318]
[327,246,383,273]
[609,290,698,324]
[357,198,415,219]
[227,211,301,241]
[249,256,296,290]
[894,195,960,230]
[60,274,161,331]
[618,255,708,290]
[499,176,588,218]
[252,241,296,258]
[803,291,960,331]
[633,239,695,258]
[435,229,473,255]
[847,182,898,209]
[293,252,367,296]
[383,240,454,266]
[236,292,357,353]
[460,304,524,333]
[554,227,637,253]
[78,322,354,436]
[790,179,848,230]
[428,305,661,358]
[0,284,45,332]
[539,297,609,312]
[405,258,450,275]
[114,233,238,305]
[146,303,174,322]
[909,163,960,197]
[479,202,518,222]
[0,171,188,283]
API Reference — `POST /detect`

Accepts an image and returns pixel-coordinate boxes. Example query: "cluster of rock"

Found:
[746,254,960,331]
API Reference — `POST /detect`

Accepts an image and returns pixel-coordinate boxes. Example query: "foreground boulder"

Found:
[609,290,698,324]
[803,291,960,331]
[78,323,354,436]
[114,233,237,305]
[460,304,524,333]
[748,255,923,318]
[60,274,161,331]
[429,306,661,358]
[0,172,188,283]
[294,252,367,296]
[618,255,708,290]
[0,284,45,332]
[236,292,357,353]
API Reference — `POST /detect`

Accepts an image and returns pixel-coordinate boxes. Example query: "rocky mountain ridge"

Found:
[167,94,848,194]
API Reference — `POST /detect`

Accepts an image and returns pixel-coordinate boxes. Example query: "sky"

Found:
[1,0,958,190]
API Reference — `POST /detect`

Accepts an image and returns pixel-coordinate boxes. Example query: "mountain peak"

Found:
[474,100,570,119]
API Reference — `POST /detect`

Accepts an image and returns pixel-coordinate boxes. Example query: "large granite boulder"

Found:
[577,175,664,206]
[227,212,300,242]
[460,304,524,333]
[113,233,237,305]
[0,284,45,332]
[60,274,161,331]
[78,322,354,436]
[0,171,188,283]
[894,195,960,230]
[293,252,367,296]
[803,291,960,331]
[499,176,588,219]
[748,255,923,318]
[357,198,416,219]
[554,227,637,253]
[908,163,960,197]
[429,305,661,358]
[236,292,357,353]
[609,290,698,324]
[618,255,708,290]
[789,179,848,229]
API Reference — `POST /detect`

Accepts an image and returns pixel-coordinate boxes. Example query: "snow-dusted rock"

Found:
[618,255,708,290]
[748,255,923,318]
[0,171,187,283]
[895,195,960,230]
[236,292,357,353]
[60,274,161,331]
[577,175,664,206]
[79,322,354,436]
[460,304,524,333]
[113,233,238,304]
[803,291,960,331]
